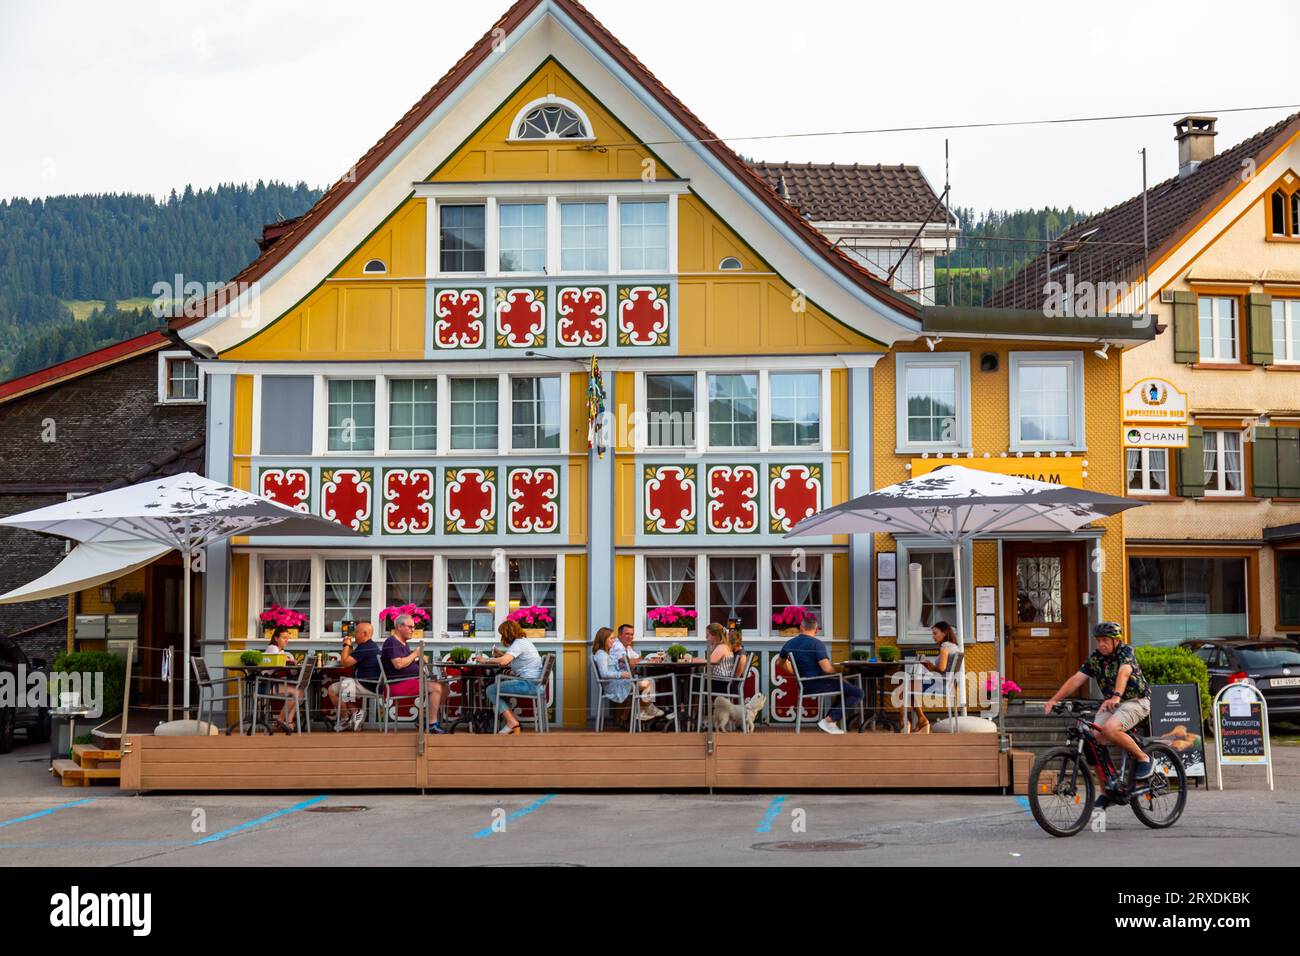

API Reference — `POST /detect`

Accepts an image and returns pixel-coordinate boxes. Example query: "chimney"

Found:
[1174,115,1217,178]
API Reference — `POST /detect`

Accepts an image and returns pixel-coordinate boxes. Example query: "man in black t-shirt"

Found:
[327,622,382,731]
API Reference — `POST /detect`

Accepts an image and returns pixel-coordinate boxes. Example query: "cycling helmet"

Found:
[1092,621,1122,639]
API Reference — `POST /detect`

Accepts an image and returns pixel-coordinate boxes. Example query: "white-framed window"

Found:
[262,558,312,623]
[449,377,499,450]
[362,258,387,274]
[508,557,558,632]
[619,200,668,272]
[327,378,376,452]
[770,554,823,624]
[770,372,821,448]
[1126,448,1169,496]
[1198,295,1239,363]
[643,555,698,632]
[388,378,436,452]
[384,558,434,614]
[708,556,760,631]
[893,541,964,645]
[1009,351,1085,450]
[439,204,486,273]
[645,372,696,448]
[1273,298,1300,364]
[157,351,204,404]
[1203,429,1244,496]
[559,201,609,272]
[323,558,372,632]
[895,353,970,452]
[508,96,594,141]
[510,376,561,451]
[707,373,758,448]
[498,202,547,273]
[446,556,497,634]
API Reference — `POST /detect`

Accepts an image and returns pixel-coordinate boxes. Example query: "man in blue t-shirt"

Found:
[327,621,383,731]
[778,612,862,734]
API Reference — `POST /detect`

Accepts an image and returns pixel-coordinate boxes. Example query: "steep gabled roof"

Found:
[990,111,1300,309]
[0,331,169,405]
[749,161,955,226]
[173,0,917,335]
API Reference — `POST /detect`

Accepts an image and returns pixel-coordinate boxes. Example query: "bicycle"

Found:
[1027,699,1187,837]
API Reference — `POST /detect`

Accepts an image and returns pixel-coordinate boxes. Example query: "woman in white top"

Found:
[911,620,961,733]
[262,627,304,731]
[482,619,545,735]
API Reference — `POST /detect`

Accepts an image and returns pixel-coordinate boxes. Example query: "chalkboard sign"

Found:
[1149,683,1205,778]
[1217,699,1267,764]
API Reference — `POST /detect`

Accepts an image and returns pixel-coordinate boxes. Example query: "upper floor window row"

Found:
[436,197,672,277]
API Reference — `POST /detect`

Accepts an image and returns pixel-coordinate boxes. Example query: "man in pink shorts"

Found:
[382,613,448,733]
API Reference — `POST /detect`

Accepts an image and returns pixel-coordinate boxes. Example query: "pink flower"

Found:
[507,605,554,627]
[648,606,697,626]
[771,605,807,627]
[379,604,431,624]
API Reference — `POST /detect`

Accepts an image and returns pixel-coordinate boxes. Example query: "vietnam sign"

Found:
[909,457,1084,488]
[1123,425,1189,448]
[1123,378,1188,424]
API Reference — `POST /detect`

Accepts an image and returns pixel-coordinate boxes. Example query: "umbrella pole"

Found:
[183,550,191,717]
[952,541,967,718]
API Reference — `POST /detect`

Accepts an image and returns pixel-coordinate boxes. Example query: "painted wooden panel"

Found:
[333,198,426,279]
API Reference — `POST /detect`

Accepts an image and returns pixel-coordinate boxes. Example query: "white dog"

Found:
[706,692,766,732]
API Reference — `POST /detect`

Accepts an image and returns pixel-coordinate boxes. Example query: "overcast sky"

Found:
[1,0,1296,214]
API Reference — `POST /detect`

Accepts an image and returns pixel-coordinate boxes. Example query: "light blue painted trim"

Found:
[206,372,233,484]
[588,375,616,663]
[179,2,554,344]
[1006,350,1087,453]
[849,366,872,646]
[204,372,234,656]
[547,3,920,336]
[894,351,972,454]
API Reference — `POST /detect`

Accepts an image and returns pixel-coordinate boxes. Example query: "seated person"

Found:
[610,622,664,721]
[777,612,862,735]
[908,620,960,733]
[382,613,449,734]
[262,626,303,732]
[327,621,382,731]
[591,627,632,729]
[482,619,544,734]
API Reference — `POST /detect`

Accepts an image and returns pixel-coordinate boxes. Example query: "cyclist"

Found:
[1042,621,1153,800]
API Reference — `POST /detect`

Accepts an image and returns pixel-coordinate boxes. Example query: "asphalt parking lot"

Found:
[2,737,1297,866]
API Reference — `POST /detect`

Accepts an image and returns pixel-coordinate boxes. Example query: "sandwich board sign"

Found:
[1149,684,1205,778]
[1212,682,1273,791]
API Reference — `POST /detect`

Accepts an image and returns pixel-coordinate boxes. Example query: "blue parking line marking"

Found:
[1014,796,1031,815]
[755,795,787,833]
[0,797,96,830]
[473,793,556,839]
[192,795,328,845]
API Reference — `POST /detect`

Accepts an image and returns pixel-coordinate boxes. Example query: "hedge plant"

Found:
[51,650,126,718]
[1133,645,1211,719]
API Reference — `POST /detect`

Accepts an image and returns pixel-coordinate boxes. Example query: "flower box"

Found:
[654,627,689,638]
[522,628,546,640]
[778,627,799,637]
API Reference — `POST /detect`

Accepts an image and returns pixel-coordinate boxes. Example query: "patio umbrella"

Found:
[785,464,1145,714]
[0,473,358,709]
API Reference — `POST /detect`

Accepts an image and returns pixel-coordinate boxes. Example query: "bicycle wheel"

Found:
[1027,747,1094,837]
[1130,742,1187,829]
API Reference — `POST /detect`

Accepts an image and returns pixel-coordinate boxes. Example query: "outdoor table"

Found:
[226,663,302,735]
[837,660,903,732]
[631,658,704,730]
[434,660,502,733]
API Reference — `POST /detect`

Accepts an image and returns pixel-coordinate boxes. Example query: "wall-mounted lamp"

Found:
[98,582,116,604]
[925,336,944,351]
[1093,341,1111,360]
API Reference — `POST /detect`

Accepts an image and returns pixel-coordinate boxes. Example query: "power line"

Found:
[612,103,1300,150]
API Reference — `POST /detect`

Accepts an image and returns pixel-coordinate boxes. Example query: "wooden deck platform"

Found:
[120,730,1012,793]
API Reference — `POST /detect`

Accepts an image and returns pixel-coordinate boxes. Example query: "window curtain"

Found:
[773,556,815,608]
[515,558,556,609]
[923,554,956,625]
[448,559,491,616]
[386,561,431,609]
[713,558,755,618]
[266,559,309,611]
[647,557,694,609]
[325,559,370,618]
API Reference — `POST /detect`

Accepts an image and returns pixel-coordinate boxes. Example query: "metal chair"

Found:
[589,656,634,732]
[191,657,242,735]
[252,658,315,735]
[940,649,966,723]
[783,650,847,733]
[627,664,679,733]
[491,654,554,733]
[692,652,755,733]
[334,671,384,731]
[381,667,425,732]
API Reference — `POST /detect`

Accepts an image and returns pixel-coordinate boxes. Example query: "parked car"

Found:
[0,636,52,753]
[1180,638,1300,722]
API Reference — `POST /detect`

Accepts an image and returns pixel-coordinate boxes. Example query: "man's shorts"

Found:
[1099,696,1150,733]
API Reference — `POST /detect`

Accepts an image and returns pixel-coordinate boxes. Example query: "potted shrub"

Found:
[666,643,690,662]
[239,650,265,667]
[849,649,871,661]
[259,604,307,641]
[51,651,126,718]
[771,605,806,637]
[448,646,473,665]
[877,644,900,663]
[648,605,696,638]
[379,603,431,638]
[508,605,553,639]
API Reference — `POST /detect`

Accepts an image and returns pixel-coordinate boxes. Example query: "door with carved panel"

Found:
[1003,542,1085,697]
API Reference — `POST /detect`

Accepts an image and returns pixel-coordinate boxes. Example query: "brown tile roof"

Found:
[174,0,916,334]
[748,161,954,225]
[990,111,1300,308]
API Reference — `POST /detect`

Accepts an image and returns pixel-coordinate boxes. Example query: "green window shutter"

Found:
[1252,426,1280,497]
[1247,293,1273,365]
[1278,427,1300,497]
[1176,425,1205,497]
[1171,291,1198,363]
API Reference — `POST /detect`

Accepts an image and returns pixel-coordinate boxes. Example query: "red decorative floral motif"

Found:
[445,468,496,534]
[496,289,545,348]
[618,286,668,346]
[434,289,485,348]
[322,469,372,533]
[769,465,821,533]
[382,469,434,534]
[769,655,820,722]
[645,465,696,534]
[507,468,559,533]
[557,287,607,346]
[260,468,310,513]
[706,465,758,533]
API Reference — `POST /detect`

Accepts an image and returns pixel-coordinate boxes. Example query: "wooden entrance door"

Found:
[1003,542,1086,698]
